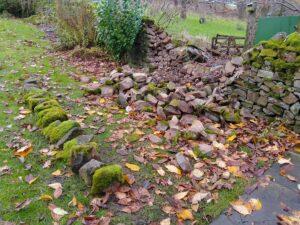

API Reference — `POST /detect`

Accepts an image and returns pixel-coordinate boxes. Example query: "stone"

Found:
[282,93,298,105]
[189,99,206,109]
[257,96,268,107]
[157,92,169,102]
[167,81,176,91]
[185,94,196,102]
[188,120,206,137]
[117,93,128,108]
[164,105,181,115]
[176,153,192,172]
[234,89,246,99]
[267,103,283,116]
[77,134,94,145]
[231,57,243,66]
[80,76,91,83]
[198,143,213,156]
[180,114,198,126]
[133,73,147,83]
[169,116,179,130]
[247,91,259,102]
[290,102,300,116]
[119,77,134,91]
[84,83,101,94]
[205,112,220,122]
[101,86,114,97]
[164,129,179,141]
[225,61,235,75]
[79,159,104,186]
[203,85,213,96]
[157,106,167,120]
[178,101,193,113]
[156,121,169,131]
[146,94,158,105]
[134,100,152,111]
[55,127,83,149]
[257,70,274,79]
[148,134,163,144]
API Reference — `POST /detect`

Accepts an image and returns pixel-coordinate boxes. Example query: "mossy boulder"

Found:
[222,108,241,123]
[37,107,68,128]
[259,49,277,58]
[91,164,124,194]
[70,142,98,173]
[24,90,51,110]
[34,99,60,113]
[56,138,78,160]
[42,120,80,143]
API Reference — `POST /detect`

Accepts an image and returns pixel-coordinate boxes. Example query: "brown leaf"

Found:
[15,199,32,211]
[14,144,32,158]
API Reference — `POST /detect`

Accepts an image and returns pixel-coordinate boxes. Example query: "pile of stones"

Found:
[23,79,124,195]
[141,19,232,86]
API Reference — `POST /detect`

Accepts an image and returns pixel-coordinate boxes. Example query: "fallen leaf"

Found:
[160,218,171,225]
[125,163,140,172]
[52,169,62,176]
[40,195,53,202]
[249,198,262,211]
[25,174,38,185]
[15,199,32,211]
[14,144,32,158]
[0,165,11,176]
[177,209,194,221]
[191,192,209,204]
[124,174,135,185]
[165,164,181,175]
[230,199,252,215]
[278,157,293,165]
[157,167,165,176]
[173,191,189,200]
[227,134,237,142]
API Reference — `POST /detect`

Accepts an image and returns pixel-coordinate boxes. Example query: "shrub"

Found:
[0,0,36,18]
[96,0,144,59]
[56,0,97,49]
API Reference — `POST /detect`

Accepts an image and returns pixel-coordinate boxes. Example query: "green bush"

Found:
[0,0,36,18]
[95,0,144,59]
[56,0,97,49]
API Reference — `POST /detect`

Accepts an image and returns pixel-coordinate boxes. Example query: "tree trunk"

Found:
[180,0,187,19]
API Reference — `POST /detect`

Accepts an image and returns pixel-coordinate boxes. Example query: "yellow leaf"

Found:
[173,191,189,200]
[227,134,237,142]
[177,209,194,221]
[294,143,300,154]
[14,144,33,158]
[165,164,181,175]
[52,170,62,177]
[227,166,242,177]
[99,98,106,104]
[125,163,140,172]
[40,194,53,201]
[28,176,39,185]
[230,199,252,215]
[249,198,262,211]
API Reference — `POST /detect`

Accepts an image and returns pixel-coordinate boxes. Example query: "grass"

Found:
[166,13,246,41]
[0,18,250,224]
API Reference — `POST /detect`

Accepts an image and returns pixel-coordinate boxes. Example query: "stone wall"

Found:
[223,68,300,133]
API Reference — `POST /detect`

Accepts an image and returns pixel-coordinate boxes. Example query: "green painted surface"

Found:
[255,16,300,44]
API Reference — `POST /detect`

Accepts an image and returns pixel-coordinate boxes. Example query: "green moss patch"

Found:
[37,107,68,128]
[34,99,60,113]
[91,164,124,194]
[42,120,80,143]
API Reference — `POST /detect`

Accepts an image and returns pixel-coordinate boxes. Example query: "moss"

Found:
[222,109,241,123]
[147,82,159,94]
[285,32,300,49]
[37,107,68,128]
[142,106,153,112]
[257,160,265,169]
[56,138,78,159]
[26,96,50,110]
[146,119,156,126]
[193,146,206,159]
[104,79,114,85]
[71,142,97,156]
[259,48,277,58]
[182,131,197,140]
[239,145,252,156]
[43,120,80,143]
[169,99,179,107]
[126,132,141,143]
[91,164,124,194]
[34,99,60,113]
[116,67,123,73]
[133,82,139,90]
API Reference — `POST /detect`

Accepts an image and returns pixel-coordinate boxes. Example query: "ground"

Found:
[0,18,298,225]
[166,13,246,41]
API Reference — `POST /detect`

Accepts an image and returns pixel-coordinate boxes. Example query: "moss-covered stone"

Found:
[34,99,60,113]
[259,49,277,58]
[91,164,124,194]
[43,120,80,143]
[56,138,78,159]
[222,109,241,123]
[147,82,159,94]
[24,90,51,110]
[37,107,68,128]
[104,79,114,85]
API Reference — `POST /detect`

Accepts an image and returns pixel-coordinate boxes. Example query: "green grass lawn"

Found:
[166,13,246,41]
[0,18,251,224]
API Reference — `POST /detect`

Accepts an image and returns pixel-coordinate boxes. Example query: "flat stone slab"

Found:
[210,153,300,225]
